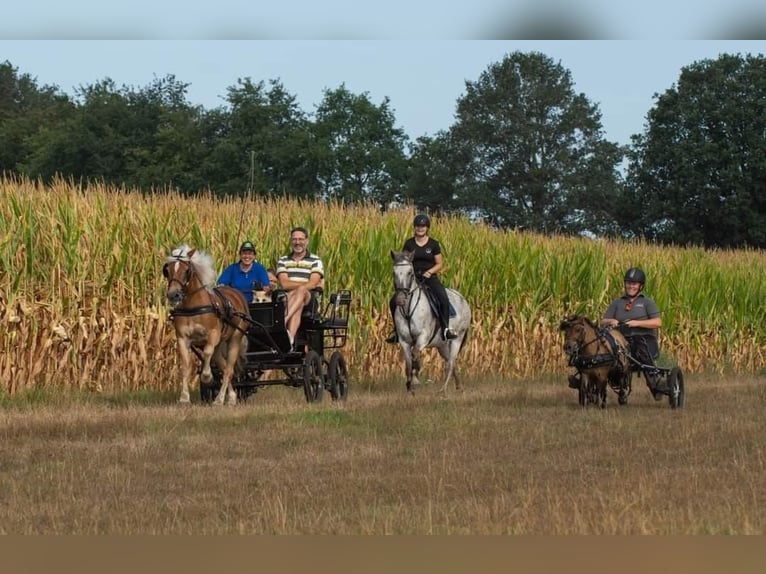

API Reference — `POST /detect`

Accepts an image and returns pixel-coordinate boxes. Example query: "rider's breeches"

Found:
[423,275,450,327]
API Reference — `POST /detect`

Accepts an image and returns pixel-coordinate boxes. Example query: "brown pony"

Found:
[559,314,630,408]
[163,245,250,405]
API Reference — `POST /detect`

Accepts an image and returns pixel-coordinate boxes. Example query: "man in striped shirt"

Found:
[276,227,325,348]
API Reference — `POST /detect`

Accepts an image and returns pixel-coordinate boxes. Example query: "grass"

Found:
[0,374,763,534]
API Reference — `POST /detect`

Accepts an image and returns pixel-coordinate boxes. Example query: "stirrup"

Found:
[443,327,457,340]
[385,332,399,344]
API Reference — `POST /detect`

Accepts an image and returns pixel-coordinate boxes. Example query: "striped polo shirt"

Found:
[276,253,324,283]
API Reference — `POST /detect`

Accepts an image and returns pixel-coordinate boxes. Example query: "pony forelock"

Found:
[166,244,217,287]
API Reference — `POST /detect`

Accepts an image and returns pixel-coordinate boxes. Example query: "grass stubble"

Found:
[0,374,763,535]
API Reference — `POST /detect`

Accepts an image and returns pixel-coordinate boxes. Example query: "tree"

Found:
[446,51,623,235]
[313,84,409,207]
[405,133,462,214]
[625,53,766,248]
[21,75,208,193]
[0,61,75,175]
[207,78,320,198]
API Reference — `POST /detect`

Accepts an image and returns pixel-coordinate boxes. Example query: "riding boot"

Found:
[441,315,457,339]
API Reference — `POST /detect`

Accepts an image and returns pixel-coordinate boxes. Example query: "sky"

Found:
[2,1,766,40]
[2,40,763,147]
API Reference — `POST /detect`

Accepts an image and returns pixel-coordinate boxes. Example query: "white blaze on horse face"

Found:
[166,260,186,308]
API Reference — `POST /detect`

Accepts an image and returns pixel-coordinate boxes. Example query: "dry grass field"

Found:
[1,373,763,535]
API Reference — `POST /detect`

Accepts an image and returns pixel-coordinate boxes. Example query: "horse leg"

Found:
[177,339,194,404]
[436,341,459,393]
[599,380,608,409]
[400,343,415,392]
[409,346,422,390]
[202,343,228,406]
[222,338,244,405]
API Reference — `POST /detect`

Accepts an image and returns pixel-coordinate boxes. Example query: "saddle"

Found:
[420,283,456,319]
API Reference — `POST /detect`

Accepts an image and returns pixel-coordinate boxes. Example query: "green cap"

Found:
[239,241,255,252]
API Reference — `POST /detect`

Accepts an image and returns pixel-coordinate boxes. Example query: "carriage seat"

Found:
[619,329,659,369]
[301,287,324,321]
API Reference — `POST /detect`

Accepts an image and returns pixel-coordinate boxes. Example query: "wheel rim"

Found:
[668,367,685,409]
[329,352,349,401]
[303,351,324,403]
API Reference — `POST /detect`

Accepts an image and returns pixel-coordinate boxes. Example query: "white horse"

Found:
[390,250,471,393]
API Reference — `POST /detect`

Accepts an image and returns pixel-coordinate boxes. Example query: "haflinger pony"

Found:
[390,250,471,393]
[559,314,630,409]
[163,245,250,405]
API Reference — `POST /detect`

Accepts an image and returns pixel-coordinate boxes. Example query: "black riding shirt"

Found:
[403,237,442,277]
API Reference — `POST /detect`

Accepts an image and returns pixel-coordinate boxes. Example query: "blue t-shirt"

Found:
[218,261,270,303]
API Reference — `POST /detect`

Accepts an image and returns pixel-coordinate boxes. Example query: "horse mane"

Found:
[561,313,600,331]
[166,244,217,287]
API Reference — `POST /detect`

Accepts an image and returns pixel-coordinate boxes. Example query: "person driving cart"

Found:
[568,267,662,396]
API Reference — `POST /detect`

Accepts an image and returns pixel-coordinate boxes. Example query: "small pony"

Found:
[390,250,471,393]
[559,314,630,408]
[163,245,250,405]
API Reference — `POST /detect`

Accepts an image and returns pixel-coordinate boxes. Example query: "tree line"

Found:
[1,51,764,248]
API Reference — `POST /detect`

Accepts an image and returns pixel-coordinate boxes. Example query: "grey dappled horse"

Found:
[390,250,471,393]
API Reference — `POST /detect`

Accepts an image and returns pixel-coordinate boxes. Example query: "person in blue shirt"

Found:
[217,241,271,303]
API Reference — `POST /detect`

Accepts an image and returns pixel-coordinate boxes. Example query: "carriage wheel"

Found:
[586,381,600,405]
[328,351,349,402]
[199,383,218,404]
[668,367,685,409]
[303,350,324,403]
[618,372,632,406]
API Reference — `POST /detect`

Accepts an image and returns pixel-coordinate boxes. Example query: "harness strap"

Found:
[569,327,627,374]
[170,306,218,318]
[569,353,618,370]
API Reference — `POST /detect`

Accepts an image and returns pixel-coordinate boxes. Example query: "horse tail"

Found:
[459,323,470,352]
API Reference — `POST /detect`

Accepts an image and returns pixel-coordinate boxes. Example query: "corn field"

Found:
[1,175,765,395]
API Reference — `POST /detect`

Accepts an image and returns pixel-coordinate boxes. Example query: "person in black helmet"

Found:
[386,213,458,343]
[567,267,663,396]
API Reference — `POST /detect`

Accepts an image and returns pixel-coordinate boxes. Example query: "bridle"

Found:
[393,261,423,319]
[565,325,602,357]
[163,258,207,302]
[564,320,625,371]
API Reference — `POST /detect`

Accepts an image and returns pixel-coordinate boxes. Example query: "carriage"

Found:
[197,287,352,404]
[609,327,685,409]
[560,314,685,409]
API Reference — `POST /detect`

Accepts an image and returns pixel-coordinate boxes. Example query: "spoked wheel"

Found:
[578,380,598,407]
[618,373,632,406]
[199,383,219,404]
[586,382,600,406]
[328,351,349,402]
[303,350,324,403]
[668,367,685,409]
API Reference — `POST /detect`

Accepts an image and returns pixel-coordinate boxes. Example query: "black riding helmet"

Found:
[413,214,431,227]
[624,267,646,284]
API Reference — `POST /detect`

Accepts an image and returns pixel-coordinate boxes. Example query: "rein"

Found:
[166,261,248,336]
[393,262,439,345]
[567,327,625,371]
